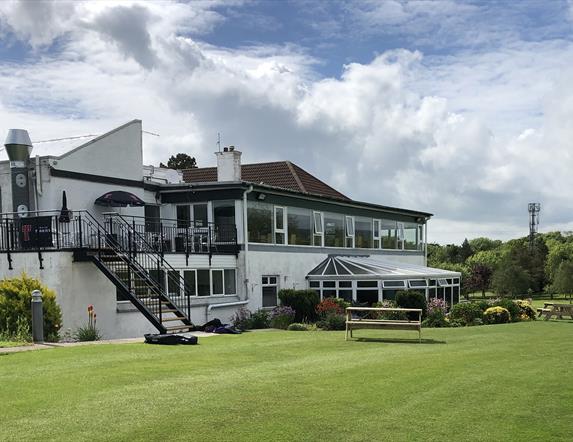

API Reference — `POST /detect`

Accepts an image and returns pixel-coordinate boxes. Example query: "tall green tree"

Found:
[160,153,197,170]
[467,263,493,298]
[459,238,474,262]
[469,237,503,253]
[492,258,531,298]
[551,260,573,303]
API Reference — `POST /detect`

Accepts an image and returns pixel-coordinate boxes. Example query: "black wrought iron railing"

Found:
[110,213,238,255]
[0,210,194,332]
[0,210,238,256]
[102,213,197,320]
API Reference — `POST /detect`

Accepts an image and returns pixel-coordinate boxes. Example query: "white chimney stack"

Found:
[215,146,242,182]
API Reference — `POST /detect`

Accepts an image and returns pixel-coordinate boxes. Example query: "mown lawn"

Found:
[1,322,571,441]
[0,341,30,348]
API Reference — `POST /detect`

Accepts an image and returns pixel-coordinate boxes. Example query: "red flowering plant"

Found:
[316,298,348,318]
[74,304,102,341]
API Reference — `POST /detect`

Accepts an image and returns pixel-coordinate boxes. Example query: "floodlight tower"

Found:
[528,203,540,249]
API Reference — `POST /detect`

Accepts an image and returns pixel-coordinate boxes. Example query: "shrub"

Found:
[0,274,62,342]
[373,300,406,320]
[287,323,309,331]
[270,306,296,329]
[317,313,346,331]
[249,309,271,329]
[515,300,536,321]
[395,290,427,320]
[230,307,252,330]
[423,298,448,328]
[316,298,348,317]
[75,305,102,342]
[427,298,447,315]
[489,298,521,322]
[0,315,31,342]
[448,302,483,326]
[483,306,511,324]
[278,289,320,322]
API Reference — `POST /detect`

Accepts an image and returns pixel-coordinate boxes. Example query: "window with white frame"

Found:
[397,222,405,250]
[345,216,355,248]
[167,269,237,297]
[373,219,381,249]
[274,206,286,244]
[313,211,324,246]
[262,275,279,307]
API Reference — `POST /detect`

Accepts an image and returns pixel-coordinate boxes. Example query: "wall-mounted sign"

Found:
[18,216,53,249]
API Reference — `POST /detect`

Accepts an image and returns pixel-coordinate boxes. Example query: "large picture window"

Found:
[403,222,419,250]
[381,220,397,249]
[213,200,235,227]
[193,204,208,227]
[178,269,237,297]
[355,217,373,249]
[247,201,273,243]
[324,212,344,247]
[287,207,311,245]
[176,205,191,228]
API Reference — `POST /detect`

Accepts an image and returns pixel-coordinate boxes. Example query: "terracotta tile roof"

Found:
[182,161,349,200]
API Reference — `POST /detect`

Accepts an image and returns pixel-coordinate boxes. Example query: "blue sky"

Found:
[1,0,573,243]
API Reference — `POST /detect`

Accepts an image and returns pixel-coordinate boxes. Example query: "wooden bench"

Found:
[345,307,422,343]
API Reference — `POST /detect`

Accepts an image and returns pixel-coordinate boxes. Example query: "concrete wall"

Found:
[0,251,241,339]
[0,252,157,339]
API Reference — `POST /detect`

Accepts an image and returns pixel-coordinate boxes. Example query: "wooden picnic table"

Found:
[537,303,573,320]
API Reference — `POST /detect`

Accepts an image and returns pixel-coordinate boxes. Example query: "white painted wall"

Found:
[242,247,425,311]
[0,252,157,339]
[54,120,143,181]
[0,251,241,339]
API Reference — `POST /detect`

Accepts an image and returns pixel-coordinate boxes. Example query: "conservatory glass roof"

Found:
[307,255,461,280]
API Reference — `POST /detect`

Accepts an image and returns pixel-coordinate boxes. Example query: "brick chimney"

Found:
[215,146,242,182]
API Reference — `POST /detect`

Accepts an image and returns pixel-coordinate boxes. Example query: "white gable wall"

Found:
[54,120,143,181]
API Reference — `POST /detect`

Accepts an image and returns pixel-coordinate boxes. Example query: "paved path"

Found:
[0,331,219,354]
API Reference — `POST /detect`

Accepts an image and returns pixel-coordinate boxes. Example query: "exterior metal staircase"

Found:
[80,213,196,334]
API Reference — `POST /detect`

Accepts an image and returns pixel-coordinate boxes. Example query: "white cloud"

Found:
[0,0,572,244]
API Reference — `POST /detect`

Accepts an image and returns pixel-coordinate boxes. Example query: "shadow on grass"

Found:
[351,337,446,345]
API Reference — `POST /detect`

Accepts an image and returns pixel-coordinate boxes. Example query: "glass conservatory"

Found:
[307,255,461,306]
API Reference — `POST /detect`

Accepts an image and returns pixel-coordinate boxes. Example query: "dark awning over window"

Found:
[94,191,145,207]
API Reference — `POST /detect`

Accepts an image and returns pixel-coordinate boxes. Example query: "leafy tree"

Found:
[427,243,448,267]
[466,249,502,269]
[502,237,547,293]
[466,263,493,298]
[545,242,573,285]
[444,244,462,264]
[491,259,531,298]
[459,238,473,262]
[160,153,197,170]
[469,237,503,253]
[551,260,573,302]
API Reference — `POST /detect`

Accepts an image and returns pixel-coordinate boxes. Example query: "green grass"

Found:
[1,323,571,441]
[0,341,30,348]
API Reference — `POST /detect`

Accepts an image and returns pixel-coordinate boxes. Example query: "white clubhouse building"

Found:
[0,120,460,338]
